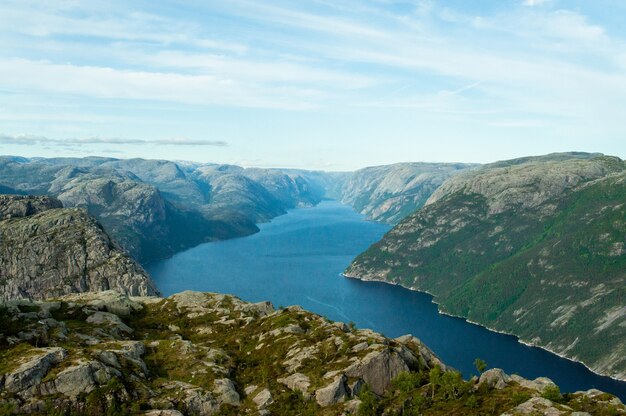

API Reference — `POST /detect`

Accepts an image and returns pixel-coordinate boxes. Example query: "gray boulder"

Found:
[477,368,511,390]
[3,347,67,393]
[213,378,240,406]
[315,374,348,407]
[252,388,273,409]
[277,373,311,399]
[344,348,410,396]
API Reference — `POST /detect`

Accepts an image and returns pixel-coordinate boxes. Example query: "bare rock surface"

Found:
[0,195,159,301]
[1,292,623,415]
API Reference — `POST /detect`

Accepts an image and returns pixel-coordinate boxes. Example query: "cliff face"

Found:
[346,153,626,380]
[0,195,159,301]
[0,290,622,415]
[0,157,327,264]
[339,162,474,224]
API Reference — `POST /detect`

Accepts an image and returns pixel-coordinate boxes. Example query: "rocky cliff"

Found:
[346,153,626,381]
[339,162,474,224]
[0,157,327,263]
[0,195,158,301]
[1,290,622,415]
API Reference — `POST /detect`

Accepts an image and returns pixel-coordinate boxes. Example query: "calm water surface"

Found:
[148,200,626,401]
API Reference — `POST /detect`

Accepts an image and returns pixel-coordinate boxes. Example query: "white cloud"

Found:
[0,58,326,109]
[523,0,550,6]
[0,133,227,147]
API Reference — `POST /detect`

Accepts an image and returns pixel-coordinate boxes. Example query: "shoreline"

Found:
[341,272,626,384]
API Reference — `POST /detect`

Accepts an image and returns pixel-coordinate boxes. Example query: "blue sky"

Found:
[1,0,625,170]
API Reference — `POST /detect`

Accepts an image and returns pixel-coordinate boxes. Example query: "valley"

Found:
[1,152,625,414]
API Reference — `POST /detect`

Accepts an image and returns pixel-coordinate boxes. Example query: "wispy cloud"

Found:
[523,0,550,7]
[0,133,227,147]
[0,0,625,166]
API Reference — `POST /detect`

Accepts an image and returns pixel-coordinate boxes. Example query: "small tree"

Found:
[474,358,487,374]
[429,365,442,399]
[440,371,467,400]
[542,385,563,403]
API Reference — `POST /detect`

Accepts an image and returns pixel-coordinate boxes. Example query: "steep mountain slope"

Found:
[0,157,326,263]
[0,195,158,301]
[1,291,622,415]
[339,163,474,224]
[46,167,252,264]
[346,153,626,380]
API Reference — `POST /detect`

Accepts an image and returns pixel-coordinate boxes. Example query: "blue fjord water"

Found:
[148,200,626,401]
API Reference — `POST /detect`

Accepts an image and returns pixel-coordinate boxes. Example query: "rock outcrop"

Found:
[347,153,626,380]
[0,195,63,219]
[0,195,158,301]
[1,291,623,415]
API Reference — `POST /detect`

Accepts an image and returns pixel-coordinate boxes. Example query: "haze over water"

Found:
[148,200,626,401]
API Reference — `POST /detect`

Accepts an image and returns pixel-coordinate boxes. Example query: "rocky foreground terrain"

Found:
[0,195,158,301]
[346,153,626,380]
[1,290,623,415]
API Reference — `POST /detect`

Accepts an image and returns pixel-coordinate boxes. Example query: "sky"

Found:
[1,0,626,171]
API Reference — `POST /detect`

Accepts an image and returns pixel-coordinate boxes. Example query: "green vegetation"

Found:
[474,358,487,374]
[1,292,624,415]
[347,158,626,379]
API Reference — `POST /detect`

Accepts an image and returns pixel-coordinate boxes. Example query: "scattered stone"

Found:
[277,373,311,399]
[315,374,348,407]
[510,374,557,393]
[213,378,240,406]
[477,368,511,390]
[86,311,133,334]
[253,388,273,409]
[241,301,274,316]
[144,411,184,416]
[333,322,349,332]
[351,342,368,353]
[502,397,566,415]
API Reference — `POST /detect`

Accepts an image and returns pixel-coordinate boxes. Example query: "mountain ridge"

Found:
[346,153,626,381]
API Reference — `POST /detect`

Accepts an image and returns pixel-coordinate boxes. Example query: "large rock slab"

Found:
[315,374,348,407]
[3,347,67,393]
[344,348,410,396]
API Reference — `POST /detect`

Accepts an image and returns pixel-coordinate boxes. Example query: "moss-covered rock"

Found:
[1,291,623,415]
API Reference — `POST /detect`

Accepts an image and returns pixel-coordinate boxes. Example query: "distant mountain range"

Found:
[0,156,464,264]
[0,156,328,263]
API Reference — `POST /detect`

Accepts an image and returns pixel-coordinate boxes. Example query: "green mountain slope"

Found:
[346,154,626,380]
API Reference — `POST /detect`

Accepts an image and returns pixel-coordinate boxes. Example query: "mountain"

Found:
[0,195,158,301]
[0,155,477,264]
[1,290,623,415]
[346,153,626,381]
[339,163,475,224]
[0,157,326,264]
